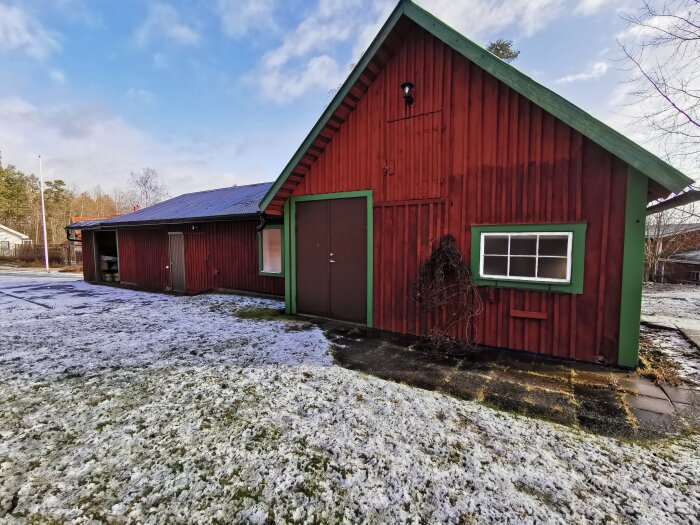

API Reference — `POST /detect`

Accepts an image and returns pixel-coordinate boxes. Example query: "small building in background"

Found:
[65,183,282,297]
[0,224,31,255]
[646,223,700,283]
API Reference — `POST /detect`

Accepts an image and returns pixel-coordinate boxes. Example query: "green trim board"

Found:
[257,224,284,277]
[283,200,292,313]
[470,223,587,294]
[617,169,648,368]
[260,0,691,213]
[289,190,373,327]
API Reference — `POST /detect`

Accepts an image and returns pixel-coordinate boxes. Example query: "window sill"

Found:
[472,277,581,294]
[259,271,284,278]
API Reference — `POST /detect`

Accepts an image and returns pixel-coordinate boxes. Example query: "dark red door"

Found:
[168,233,186,292]
[296,200,330,316]
[295,198,367,323]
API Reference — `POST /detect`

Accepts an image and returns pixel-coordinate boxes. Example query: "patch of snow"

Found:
[1,275,699,523]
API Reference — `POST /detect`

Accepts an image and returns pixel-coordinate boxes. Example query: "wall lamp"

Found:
[401,81,415,107]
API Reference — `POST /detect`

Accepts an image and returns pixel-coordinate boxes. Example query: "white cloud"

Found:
[0,96,290,195]
[253,0,579,104]
[216,0,277,38]
[416,0,566,38]
[555,62,609,84]
[574,0,631,16]
[49,68,67,85]
[259,54,345,102]
[254,0,393,103]
[126,88,155,104]
[0,4,59,59]
[134,3,200,47]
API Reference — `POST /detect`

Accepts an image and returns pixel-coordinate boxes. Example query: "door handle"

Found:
[329,259,336,263]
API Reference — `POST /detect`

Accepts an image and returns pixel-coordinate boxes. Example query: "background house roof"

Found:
[67,183,272,230]
[663,249,700,264]
[645,223,700,238]
[0,224,30,240]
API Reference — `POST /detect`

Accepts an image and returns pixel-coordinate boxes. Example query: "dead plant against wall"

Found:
[415,234,483,352]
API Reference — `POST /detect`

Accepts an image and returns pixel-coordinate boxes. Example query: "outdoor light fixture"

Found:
[401,81,415,106]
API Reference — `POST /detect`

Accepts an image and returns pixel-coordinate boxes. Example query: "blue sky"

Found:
[0,0,664,196]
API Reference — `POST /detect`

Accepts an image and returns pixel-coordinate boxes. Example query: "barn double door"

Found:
[295,198,367,323]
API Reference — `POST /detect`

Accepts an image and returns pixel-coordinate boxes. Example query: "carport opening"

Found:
[94,230,119,283]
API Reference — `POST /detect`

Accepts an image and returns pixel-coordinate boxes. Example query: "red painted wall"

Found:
[289,24,629,364]
[82,231,96,282]
[118,228,169,291]
[115,220,283,296]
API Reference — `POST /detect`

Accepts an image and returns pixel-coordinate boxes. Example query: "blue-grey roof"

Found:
[68,183,272,229]
[66,219,104,230]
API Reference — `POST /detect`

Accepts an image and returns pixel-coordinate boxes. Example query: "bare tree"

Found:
[126,168,169,210]
[645,202,700,281]
[618,0,700,169]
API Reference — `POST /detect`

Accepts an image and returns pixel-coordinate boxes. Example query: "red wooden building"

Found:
[67,183,283,297]
[259,0,693,367]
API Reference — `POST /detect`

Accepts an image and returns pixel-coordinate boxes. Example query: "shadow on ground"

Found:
[318,322,700,441]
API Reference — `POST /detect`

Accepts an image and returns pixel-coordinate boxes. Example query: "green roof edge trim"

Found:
[260,0,692,213]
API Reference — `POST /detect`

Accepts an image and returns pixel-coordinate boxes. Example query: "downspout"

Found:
[256,213,267,232]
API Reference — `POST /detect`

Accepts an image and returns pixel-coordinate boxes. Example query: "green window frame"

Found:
[258,224,284,277]
[470,223,587,294]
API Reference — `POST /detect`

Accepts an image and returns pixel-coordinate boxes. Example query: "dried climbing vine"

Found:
[415,234,483,352]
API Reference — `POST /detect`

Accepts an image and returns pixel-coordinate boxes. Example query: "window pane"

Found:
[483,235,508,255]
[538,257,568,280]
[262,228,282,274]
[539,235,569,256]
[483,255,507,276]
[509,256,536,277]
[510,236,537,255]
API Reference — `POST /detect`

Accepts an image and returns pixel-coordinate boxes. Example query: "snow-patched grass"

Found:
[1,277,699,524]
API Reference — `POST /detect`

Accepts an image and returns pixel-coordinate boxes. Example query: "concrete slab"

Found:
[325,319,692,440]
[618,378,669,400]
[661,384,700,405]
[681,328,700,350]
[626,394,675,415]
[631,408,687,439]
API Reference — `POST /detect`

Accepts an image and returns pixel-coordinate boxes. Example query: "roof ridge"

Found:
[172,181,273,199]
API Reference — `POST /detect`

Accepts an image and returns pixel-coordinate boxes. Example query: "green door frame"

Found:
[284,190,373,327]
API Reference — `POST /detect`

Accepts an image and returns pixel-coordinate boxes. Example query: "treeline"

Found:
[0,163,168,245]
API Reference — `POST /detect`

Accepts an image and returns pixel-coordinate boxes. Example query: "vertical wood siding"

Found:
[289,24,628,364]
[115,220,283,296]
[82,231,96,282]
[118,228,169,291]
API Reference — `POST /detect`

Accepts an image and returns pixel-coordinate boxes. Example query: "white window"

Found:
[0,241,9,253]
[480,232,573,283]
[260,226,283,275]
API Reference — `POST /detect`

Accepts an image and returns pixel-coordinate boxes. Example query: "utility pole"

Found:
[38,155,50,272]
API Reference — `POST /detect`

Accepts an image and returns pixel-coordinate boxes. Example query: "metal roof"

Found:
[66,183,272,230]
[66,219,104,230]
